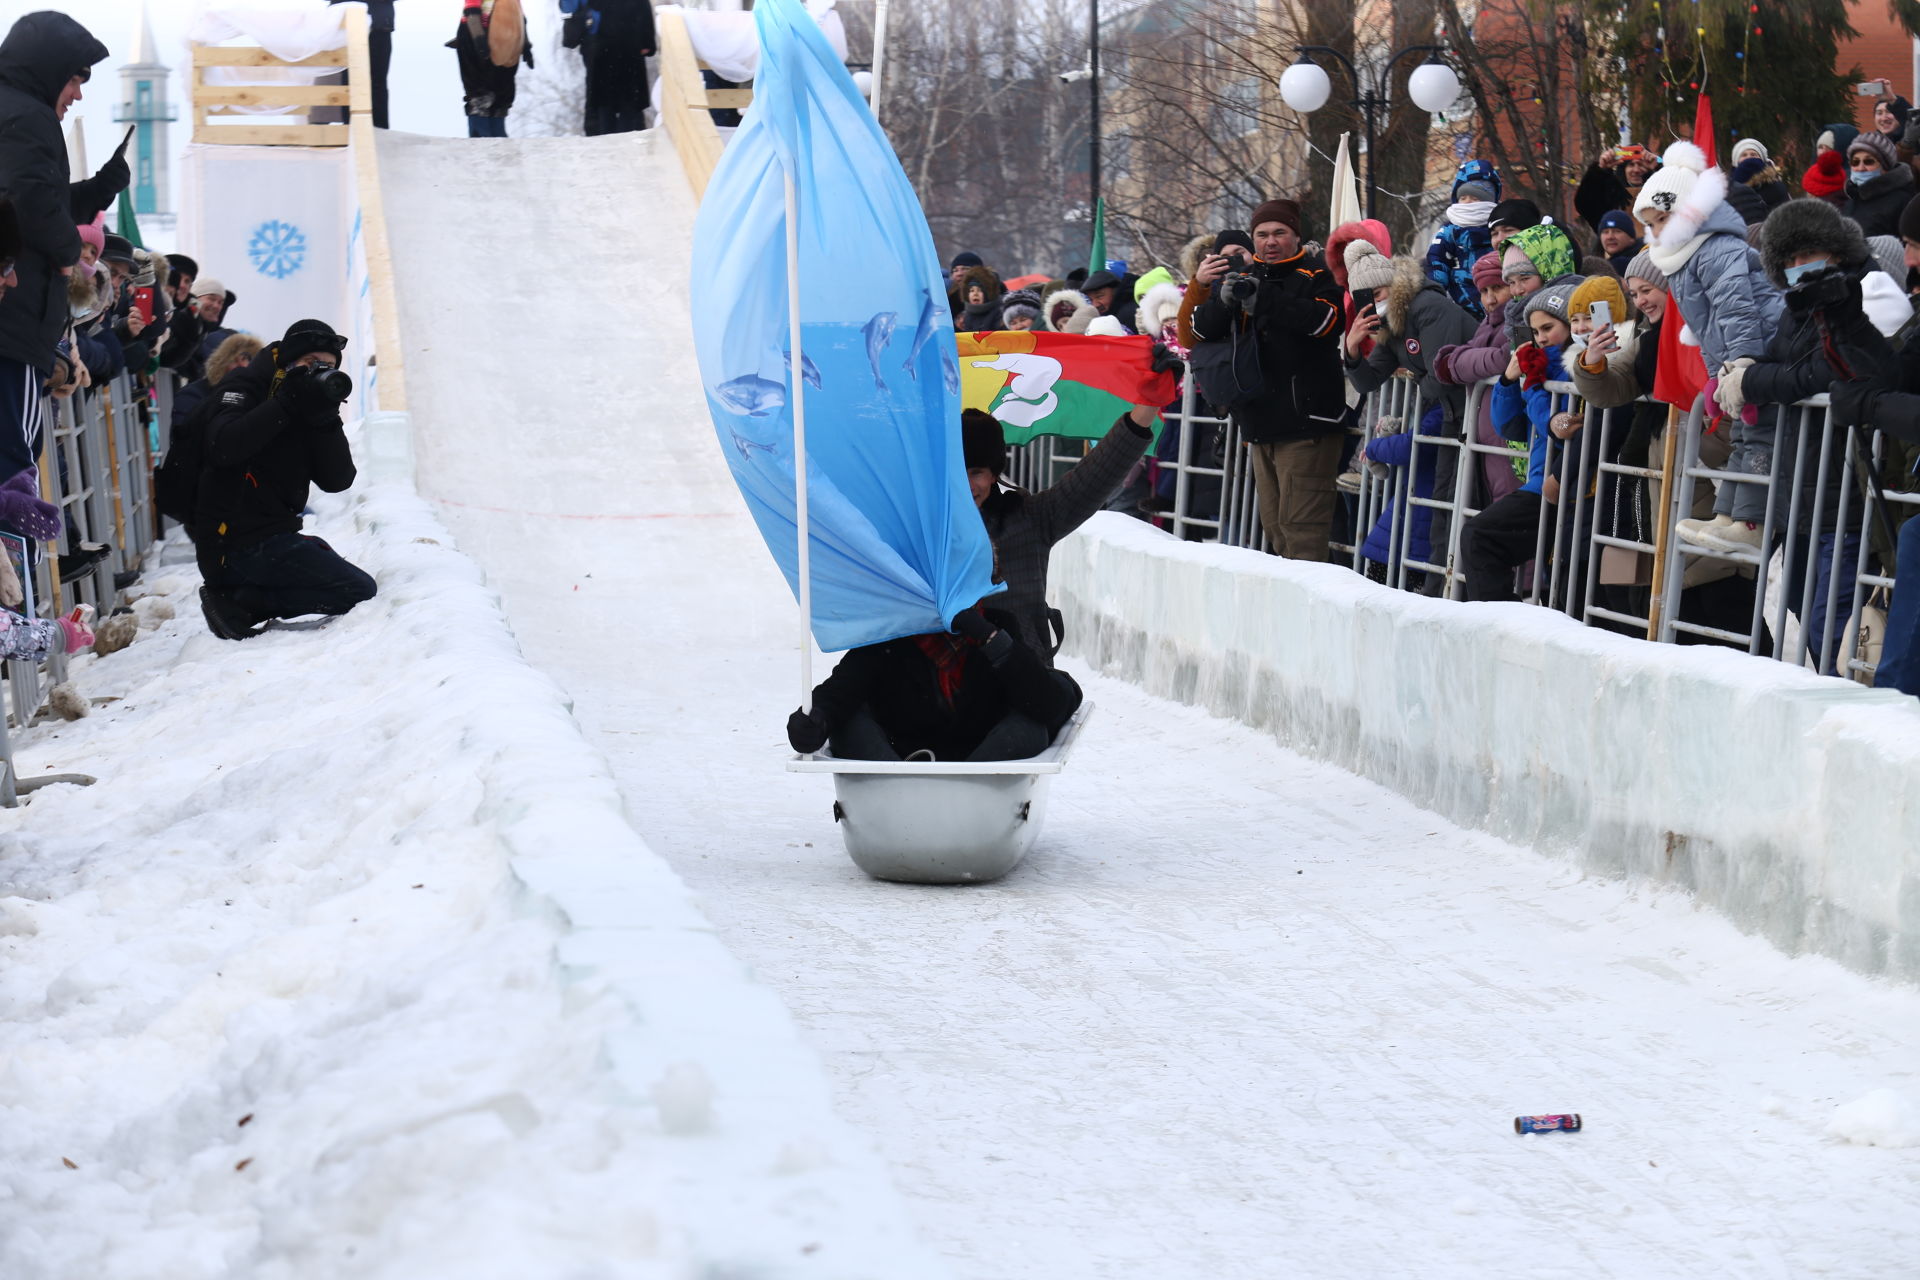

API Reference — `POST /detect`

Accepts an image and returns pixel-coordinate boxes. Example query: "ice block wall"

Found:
[1053,515,1920,981]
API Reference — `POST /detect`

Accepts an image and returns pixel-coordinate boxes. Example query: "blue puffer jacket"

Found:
[1487,344,1567,496]
[1424,160,1503,319]
[1360,404,1443,565]
[1655,181,1783,374]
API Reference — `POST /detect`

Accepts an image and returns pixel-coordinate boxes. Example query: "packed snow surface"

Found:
[0,471,943,1278]
[384,132,1920,1277]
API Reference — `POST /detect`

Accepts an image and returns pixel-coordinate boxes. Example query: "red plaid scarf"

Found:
[912,631,974,706]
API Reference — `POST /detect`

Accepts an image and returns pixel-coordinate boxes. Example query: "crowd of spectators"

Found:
[943,110,1920,699]
[0,11,374,649]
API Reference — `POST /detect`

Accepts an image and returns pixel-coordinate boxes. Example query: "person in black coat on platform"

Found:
[786,606,1083,763]
[194,320,376,639]
[0,12,125,500]
[566,0,657,136]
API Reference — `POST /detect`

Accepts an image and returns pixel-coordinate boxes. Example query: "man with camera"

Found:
[195,319,375,640]
[1188,199,1346,559]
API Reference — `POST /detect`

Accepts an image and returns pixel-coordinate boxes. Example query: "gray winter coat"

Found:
[1344,259,1478,426]
[1660,197,1783,374]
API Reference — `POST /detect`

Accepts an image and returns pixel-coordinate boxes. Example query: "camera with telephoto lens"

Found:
[285,363,354,406]
[1220,270,1261,312]
[313,368,353,402]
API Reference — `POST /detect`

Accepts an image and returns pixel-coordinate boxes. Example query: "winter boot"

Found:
[199,586,264,641]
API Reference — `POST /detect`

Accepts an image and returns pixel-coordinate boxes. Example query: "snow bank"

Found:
[1052,514,1920,981]
[1827,1089,1920,1148]
[0,427,945,1277]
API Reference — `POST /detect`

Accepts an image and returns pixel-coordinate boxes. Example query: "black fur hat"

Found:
[1759,198,1869,289]
[962,408,1007,477]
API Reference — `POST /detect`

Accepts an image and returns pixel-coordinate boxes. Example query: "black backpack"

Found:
[1187,317,1266,412]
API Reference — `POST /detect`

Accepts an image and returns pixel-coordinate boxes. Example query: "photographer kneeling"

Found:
[1187,201,1347,559]
[195,319,376,640]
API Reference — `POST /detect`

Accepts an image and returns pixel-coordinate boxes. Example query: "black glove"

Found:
[94,153,130,197]
[1149,341,1185,376]
[787,706,828,753]
[951,608,1013,663]
[277,367,341,423]
[1785,266,1860,320]
[562,9,588,47]
[1828,376,1885,430]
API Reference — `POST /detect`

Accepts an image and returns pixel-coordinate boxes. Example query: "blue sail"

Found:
[689,0,998,654]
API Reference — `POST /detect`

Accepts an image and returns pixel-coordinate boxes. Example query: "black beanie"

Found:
[278,318,347,366]
[165,252,199,281]
[1488,198,1543,232]
[1212,229,1256,256]
[950,251,984,269]
[962,409,1007,476]
[1900,193,1920,246]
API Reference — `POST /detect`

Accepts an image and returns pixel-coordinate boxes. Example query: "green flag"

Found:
[1087,196,1106,275]
[115,191,144,249]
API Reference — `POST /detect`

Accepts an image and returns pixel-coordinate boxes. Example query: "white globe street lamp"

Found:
[1407,60,1462,114]
[1278,61,1332,114]
[1280,45,1459,220]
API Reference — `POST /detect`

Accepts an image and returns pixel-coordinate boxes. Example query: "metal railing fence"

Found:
[2,370,167,803]
[1082,372,1916,689]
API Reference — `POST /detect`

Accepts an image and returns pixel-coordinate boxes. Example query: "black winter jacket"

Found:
[808,609,1082,761]
[1189,250,1345,444]
[1842,164,1916,240]
[1743,267,1899,532]
[1726,176,1790,227]
[193,355,357,554]
[0,13,121,373]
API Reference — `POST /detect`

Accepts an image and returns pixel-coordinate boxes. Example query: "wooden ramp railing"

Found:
[655,10,754,199]
[189,24,351,147]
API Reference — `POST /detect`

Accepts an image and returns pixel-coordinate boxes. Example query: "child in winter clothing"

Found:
[1635,140,1785,550]
[1459,279,1582,601]
[0,605,94,662]
[1358,404,1445,584]
[1425,160,1501,318]
[1434,251,1526,521]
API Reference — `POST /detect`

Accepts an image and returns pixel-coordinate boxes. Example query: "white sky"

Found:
[10,0,563,243]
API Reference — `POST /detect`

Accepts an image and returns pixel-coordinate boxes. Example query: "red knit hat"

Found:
[1802,150,1846,200]
[1471,251,1504,292]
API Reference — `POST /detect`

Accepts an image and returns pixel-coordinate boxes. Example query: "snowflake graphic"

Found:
[248,220,308,280]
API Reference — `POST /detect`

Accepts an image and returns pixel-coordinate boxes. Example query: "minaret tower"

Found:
[112,2,176,235]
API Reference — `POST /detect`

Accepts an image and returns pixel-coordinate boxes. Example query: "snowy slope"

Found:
[0,460,946,1273]
[382,132,1920,1278]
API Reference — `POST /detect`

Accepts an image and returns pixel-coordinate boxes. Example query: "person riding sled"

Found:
[785,603,1083,763]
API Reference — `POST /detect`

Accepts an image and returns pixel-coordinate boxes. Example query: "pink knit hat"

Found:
[76,217,105,254]
[1471,252,1504,292]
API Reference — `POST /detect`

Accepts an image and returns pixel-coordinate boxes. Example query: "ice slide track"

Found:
[375,131,1920,1279]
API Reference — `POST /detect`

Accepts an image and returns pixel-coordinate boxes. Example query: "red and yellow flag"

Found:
[957,331,1177,446]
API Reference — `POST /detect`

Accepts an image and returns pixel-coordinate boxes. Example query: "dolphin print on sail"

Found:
[689,0,997,653]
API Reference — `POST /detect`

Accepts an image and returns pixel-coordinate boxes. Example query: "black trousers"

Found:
[1459,489,1544,603]
[201,533,376,622]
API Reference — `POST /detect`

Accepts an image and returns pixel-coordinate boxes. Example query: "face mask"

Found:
[1784,259,1830,286]
[1567,332,1588,353]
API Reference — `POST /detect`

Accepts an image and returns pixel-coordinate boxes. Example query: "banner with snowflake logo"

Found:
[178,145,351,351]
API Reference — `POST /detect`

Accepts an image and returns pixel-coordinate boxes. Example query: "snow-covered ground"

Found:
[383,133,1920,1277]
[0,470,942,1277]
